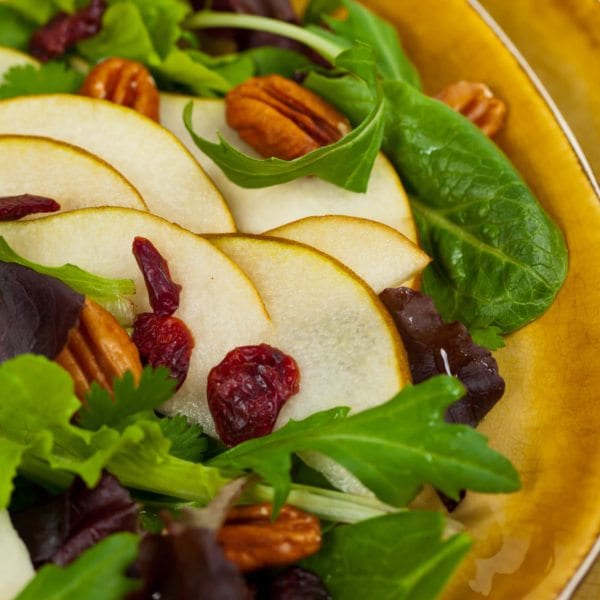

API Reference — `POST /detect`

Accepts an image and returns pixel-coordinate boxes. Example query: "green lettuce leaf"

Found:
[183,45,385,193]
[78,3,158,64]
[0,355,228,509]
[0,63,84,99]
[210,376,520,513]
[303,512,471,600]
[0,6,37,51]
[15,533,140,600]
[0,0,72,25]
[0,236,134,302]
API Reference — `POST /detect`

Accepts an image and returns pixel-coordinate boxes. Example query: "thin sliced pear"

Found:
[0,46,38,78]
[0,95,235,233]
[266,215,430,293]
[0,511,34,599]
[209,235,410,492]
[0,208,273,436]
[0,135,146,213]
[160,94,417,241]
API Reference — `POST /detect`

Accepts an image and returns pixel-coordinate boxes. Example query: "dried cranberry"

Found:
[132,313,194,389]
[269,567,331,600]
[30,0,107,62]
[207,344,300,446]
[0,194,60,221]
[132,237,182,317]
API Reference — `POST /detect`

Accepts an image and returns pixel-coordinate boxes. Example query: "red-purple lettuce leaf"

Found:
[11,472,138,567]
[0,261,84,364]
[379,287,505,428]
[128,526,247,600]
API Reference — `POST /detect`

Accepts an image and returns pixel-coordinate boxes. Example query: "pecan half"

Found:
[436,81,507,137]
[56,298,142,400]
[80,58,160,121]
[226,75,351,160]
[217,503,321,572]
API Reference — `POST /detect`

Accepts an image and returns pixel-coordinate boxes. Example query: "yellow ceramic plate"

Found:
[347,0,600,597]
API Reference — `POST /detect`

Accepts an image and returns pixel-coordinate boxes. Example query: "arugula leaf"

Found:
[322,0,421,87]
[211,376,520,514]
[303,512,471,600]
[0,6,37,51]
[305,73,568,333]
[78,367,175,431]
[15,533,140,600]
[0,355,228,509]
[0,236,134,301]
[159,415,207,462]
[303,0,342,25]
[184,45,385,193]
[0,63,84,99]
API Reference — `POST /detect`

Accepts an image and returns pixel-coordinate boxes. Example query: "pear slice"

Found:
[159,94,417,241]
[266,215,430,293]
[0,46,38,78]
[208,234,410,493]
[0,94,235,233]
[0,511,34,599]
[0,135,146,214]
[0,208,273,436]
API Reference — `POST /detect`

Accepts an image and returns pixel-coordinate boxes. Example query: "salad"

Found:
[0,0,570,599]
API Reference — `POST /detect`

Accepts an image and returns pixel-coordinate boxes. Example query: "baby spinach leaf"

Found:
[0,236,135,301]
[15,533,140,600]
[303,512,471,600]
[305,73,568,334]
[210,376,520,514]
[184,45,385,193]
[244,46,314,78]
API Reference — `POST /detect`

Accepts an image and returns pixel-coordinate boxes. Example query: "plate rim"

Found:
[466,1,600,596]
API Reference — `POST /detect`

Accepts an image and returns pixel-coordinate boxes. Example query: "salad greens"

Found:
[211,376,519,514]
[0,62,83,98]
[0,236,134,302]
[184,45,386,193]
[303,512,471,600]
[15,533,140,600]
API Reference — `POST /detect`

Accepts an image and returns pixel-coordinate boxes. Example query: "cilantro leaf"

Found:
[15,533,140,600]
[303,512,471,600]
[159,415,207,462]
[184,45,385,193]
[0,236,134,302]
[79,367,175,431]
[0,63,84,99]
[210,376,520,513]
